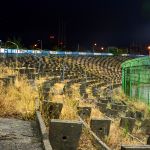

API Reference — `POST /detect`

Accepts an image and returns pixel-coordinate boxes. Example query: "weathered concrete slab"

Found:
[121,145,150,150]
[42,87,51,93]
[79,116,111,150]
[126,110,135,118]
[135,111,144,120]
[100,99,109,104]
[90,119,111,138]
[42,101,63,119]
[105,108,119,118]
[0,117,43,150]
[120,117,136,133]
[77,106,91,120]
[7,75,16,84]
[49,119,82,150]
[96,102,107,113]
[83,93,88,99]
[0,77,11,86]
[42,92,50,100]
[111,104,127,112]
[148,136,150,145]
[141,119,150,135]
[36,111,53,150]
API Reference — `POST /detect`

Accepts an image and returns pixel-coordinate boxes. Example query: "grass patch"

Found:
[0,77,38,120]
[0,65,16,78]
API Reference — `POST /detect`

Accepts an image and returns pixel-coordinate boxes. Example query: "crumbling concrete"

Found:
[105,108,119,118]
[120,117,136,133]
[49,119,82,150]
[77,106,91,120]
[0,117,43,150]
[111,104,127,112]
[42,101,63,119]
[121,145,150,150]
[141,119,150,135]
[90,119,111,138]
[96,102,107,113]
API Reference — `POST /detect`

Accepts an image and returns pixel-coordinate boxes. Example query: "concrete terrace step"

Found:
[0,118,43,150]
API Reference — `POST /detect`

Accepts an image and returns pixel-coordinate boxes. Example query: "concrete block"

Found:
[27,73,38,80]
[111,104,127,112]
[120,117,136,133]
[49,119,82,150]
[96,102,107,113]
[83,93,88,99]
[147,136,150,145]
[36,111,53,150]
[0,77,11,86]
[77,107,91,120]
[26,68,35,74]
[126,110,135,118]
[105,108,119,118]
[42,101,63,119]
[42,92,50,100]
[90,119,111,138]
[121,145,150,150]
[42,87,50,93]
[101,99,109,104]
[141,119,150,135]
[114,102,123,105]
[7,75,16,84]
[16,68,26,74]
[106,97,112,101]
[135,111,144,120]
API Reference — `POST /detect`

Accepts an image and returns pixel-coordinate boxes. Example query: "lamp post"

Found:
[34,40,42,50]
[5,41,19,50]
[5,41,19,68]
[93,43,97,53]
[38,40,42,50]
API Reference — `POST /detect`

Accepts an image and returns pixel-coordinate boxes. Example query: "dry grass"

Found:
[45,82,79,120]
[78,128,97,150]
[113,87,150,118]
[128,101,150,118]
[107,121,141,150]
[112,87,128,102]
[57,94,79,120]
[0,65,16,78]
[108,87,149,149]
[40,78,148,149]
[0,77,38,119]
[90,108,104,119]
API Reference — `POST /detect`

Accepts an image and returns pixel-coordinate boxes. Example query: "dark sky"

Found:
[0,0,150,49]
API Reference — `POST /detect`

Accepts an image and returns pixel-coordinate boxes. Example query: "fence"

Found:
[122,56,150,105]
[0,48,146,57]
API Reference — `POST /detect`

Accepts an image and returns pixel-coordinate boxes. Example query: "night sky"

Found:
[0,0,150,50]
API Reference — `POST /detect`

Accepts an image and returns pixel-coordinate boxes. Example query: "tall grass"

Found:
[106,120,141,150]
[50,83,79,120]
[112,87,150,118]
[0,77,38,120]
[0,65,16,78]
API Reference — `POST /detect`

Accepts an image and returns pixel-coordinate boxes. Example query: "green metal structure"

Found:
[122,56,150,105]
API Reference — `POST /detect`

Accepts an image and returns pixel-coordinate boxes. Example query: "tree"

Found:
[5,37,26,49]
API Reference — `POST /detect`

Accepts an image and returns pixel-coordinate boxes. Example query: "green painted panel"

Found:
[122,57,150,105]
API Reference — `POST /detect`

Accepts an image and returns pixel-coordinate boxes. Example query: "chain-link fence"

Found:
[122,56,150,105]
